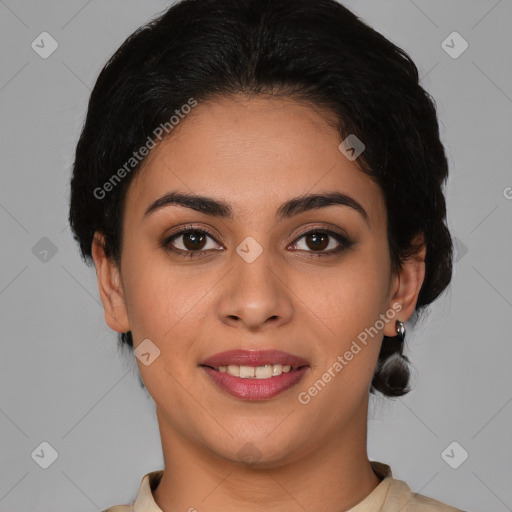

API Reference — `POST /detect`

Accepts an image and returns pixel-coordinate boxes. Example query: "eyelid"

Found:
[292,223,349,241]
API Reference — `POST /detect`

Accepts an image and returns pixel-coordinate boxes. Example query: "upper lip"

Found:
[200,349,310,369]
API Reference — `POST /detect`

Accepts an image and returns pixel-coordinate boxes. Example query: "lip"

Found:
[201,366,309,400]
[200,349,310,369]
[200,349,310,401]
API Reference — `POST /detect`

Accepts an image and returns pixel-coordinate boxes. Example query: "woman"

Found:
[68,0,465,510]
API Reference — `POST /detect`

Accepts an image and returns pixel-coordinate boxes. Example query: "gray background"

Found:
[1,1,511,511]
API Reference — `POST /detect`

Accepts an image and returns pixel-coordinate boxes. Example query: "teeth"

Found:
[216,364,293,378]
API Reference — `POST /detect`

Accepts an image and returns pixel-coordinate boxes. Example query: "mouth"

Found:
[199,349,310,400]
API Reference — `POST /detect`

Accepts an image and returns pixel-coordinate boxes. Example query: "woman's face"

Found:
[94,95,422,466]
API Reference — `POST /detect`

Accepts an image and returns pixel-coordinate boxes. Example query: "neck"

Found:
[152,405,381,512]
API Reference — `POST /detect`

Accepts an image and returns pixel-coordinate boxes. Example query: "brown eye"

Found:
[290,229,351,255]
[181,231,207,250]
[304,232,329,251]
[162,228,223,258]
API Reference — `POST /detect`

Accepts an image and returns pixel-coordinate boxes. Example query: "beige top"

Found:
[103,461,465,512]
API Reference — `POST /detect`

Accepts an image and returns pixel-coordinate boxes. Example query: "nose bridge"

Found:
[216,238,293,329]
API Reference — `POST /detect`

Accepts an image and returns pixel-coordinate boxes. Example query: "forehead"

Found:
[125,95,385,227]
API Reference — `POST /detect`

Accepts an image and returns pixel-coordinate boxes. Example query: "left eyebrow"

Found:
[275,191,369,225]
[143,190,369,225]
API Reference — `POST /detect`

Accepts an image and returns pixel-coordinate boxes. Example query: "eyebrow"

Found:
[143,190,369,224]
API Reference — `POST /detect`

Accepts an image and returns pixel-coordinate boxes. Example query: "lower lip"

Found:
[201,366,309,400]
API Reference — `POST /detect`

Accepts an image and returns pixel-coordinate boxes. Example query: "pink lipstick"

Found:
[200,349,310,401]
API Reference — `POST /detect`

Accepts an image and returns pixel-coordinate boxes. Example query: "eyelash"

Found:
[161,225,353,259]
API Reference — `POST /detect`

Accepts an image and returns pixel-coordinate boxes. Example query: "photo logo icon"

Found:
[236,442,263,464]
[32,237,58,263]
[31,441,59,469]
[236,236,263,263]
[134,339,161,366]
[441,32,468,59]
[338,134,365,161]
[453,237,468,263]
[441,441,469,469]
[31,32,59,59]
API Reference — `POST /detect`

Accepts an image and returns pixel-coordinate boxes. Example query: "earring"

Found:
[395,319,406,341]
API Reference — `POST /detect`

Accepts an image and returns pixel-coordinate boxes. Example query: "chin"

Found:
[208,434,307,469]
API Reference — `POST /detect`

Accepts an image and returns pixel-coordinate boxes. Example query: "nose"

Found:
[216,247,294,332]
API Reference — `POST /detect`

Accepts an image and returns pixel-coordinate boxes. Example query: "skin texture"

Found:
[92,95,426,512]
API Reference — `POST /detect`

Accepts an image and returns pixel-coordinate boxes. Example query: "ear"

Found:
[91,232,130,333]
[384,233,426,337]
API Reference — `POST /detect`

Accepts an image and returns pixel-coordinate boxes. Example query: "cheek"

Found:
[120,243,193,343]
[125,274,207,342]
[299,250,390,340]
[120,252,211,401]
[120,241,228,387]
[294,248,390,392]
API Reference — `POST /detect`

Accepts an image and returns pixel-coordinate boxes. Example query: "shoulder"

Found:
[388,477,466,512]
[406,490,466,512]
[101,470,164,512]
[102,506,133,512]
